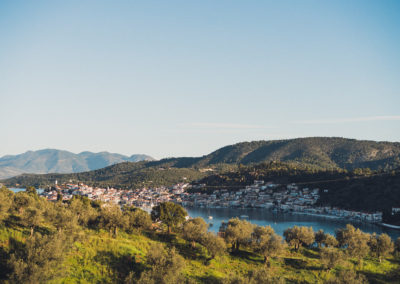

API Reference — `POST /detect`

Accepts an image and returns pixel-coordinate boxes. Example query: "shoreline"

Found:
[380,223,400,230]
[184,205,387,227]
[185,206,400,239]
[289,211,342,220]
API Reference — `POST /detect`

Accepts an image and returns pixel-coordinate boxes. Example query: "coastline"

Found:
[184,205,384,226]
[185,206,400,240]
[289,211,342,220]
[380,223,400,230]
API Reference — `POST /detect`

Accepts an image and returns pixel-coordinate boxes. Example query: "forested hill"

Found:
[2,162,208,189]
[201,137,400,170]
[146,137,400,170]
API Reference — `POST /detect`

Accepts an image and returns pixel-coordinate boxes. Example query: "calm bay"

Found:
[185,207,400,240]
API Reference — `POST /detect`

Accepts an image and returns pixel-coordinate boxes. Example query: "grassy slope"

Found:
[2,226,398,284]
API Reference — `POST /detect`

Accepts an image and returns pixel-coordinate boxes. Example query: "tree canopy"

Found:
[151,202,187,234]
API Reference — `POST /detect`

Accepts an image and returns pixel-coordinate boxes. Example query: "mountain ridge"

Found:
[0,149,155,179]
[148,137,400,170]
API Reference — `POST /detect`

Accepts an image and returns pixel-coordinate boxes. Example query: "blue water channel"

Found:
[185,207,400,240]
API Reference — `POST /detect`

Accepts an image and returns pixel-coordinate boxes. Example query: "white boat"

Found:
[208,216,213,220]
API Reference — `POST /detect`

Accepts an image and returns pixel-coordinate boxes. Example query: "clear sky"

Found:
[1,0,399,159]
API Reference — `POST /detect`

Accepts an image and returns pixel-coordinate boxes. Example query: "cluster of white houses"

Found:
[181,180,383,223]
[39,179,383,224]
[40,182,188,209]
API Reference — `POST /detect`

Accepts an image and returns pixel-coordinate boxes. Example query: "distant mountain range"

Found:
[2,137,400,188]
[0,149,154,179]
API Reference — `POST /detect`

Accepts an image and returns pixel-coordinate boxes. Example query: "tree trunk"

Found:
[114,226,118,237]
[191,240,196,248]
[168,225,171,234]
[30,226,34,237]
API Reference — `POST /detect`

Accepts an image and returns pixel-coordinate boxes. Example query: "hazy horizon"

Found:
[1,1,399,159]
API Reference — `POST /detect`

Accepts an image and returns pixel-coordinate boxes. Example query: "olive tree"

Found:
[336,224,370,265]
[68,196,99,227]
[49,204,78,234]
[137,244,186,284]
[283,226,314,251]
[369,233,394,262]
[12,192,35,215]
[224,218,254,252]
[8,232,70,283]
[0,186,12,224]
[201,232,226,261]
[151,202,187,234]
[314,229,338,248]
[21,207,43,237]
[98,204,128,237]
[320,247,343,271]
[125,207,152,231]
[323,233,338,248]
[182,217,208,248]
[25,186,37,196]
[252,225,285,265]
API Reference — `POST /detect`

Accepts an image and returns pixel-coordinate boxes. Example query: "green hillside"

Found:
[195,137,400,170]
[143,137,400,170]
[1,187,400,283]
[2,161,208,189]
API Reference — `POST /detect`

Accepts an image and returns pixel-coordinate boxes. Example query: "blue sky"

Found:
[0,0,399,159]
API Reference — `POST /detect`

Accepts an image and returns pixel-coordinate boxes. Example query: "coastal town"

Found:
[40,179,384,224]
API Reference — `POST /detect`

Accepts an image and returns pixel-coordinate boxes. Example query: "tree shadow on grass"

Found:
[35,226,52,236]
[142,231,208,261]
[169,240,208,262]
[4,216,22,229]
[94,250,146,283]
[302,248,320,260]
[229,249,261,264]
[284,258,308,269]
[387,258,400,265]
[361,269,400,284]
[193,274,222,284]
[0,246,12,281]
[143,231,176,243]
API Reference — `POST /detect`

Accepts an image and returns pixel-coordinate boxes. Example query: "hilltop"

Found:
[156,137,400,170]
[1,188,399,283]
